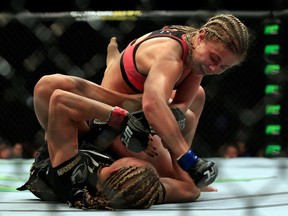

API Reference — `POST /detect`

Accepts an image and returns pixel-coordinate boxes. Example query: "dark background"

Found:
[0,0,288,12]
[0,0,288,158]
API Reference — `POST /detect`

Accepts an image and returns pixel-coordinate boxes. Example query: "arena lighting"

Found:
[263,17,283,64]
[265,84,281,95]
[265,144,282,156]
[264,63,283,82]
[263,16,281,37]
[264,64,280,75]
[264,44,280,55]
[264,44,282,63]
[263,16,283,157]
[264,23,280,35]
[265,124,281,135]
[265,104,281,115]
[264,123,282,156]
[263,83,282,157]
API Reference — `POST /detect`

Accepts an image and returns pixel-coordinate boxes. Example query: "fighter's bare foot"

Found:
[106,37,120,69]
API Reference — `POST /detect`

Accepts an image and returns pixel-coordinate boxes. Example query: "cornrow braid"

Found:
[167,14,249,63]
[202,14,249,62]
[71,166,163,210]
[71,187,113,210]
[102,166,162,209]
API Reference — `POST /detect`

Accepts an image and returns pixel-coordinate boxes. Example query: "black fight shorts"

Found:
[46,150,110,203]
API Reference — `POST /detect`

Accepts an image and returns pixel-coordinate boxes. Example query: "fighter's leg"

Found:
[168,86,218,188]
[182,86,206,146]
[47,89,114,167]
[34,74,89,131]
[105,37,120,73]
[34,74,142,131]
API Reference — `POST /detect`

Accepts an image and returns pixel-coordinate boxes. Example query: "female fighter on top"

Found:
[33,13,249,189]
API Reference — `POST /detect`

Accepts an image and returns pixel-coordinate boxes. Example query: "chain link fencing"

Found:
[0,10,287,158]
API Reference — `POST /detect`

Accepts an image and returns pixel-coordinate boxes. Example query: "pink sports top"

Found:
[120,27,189,93]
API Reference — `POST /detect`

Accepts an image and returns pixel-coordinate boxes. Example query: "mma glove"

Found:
[119,108,186,152]
[120,110,152,152]
[147,107,186,134]
[106,107,186,153]
[171,108,186,131]
[177,149,218,188]
[107,107,151,152]
[188,158,218,188]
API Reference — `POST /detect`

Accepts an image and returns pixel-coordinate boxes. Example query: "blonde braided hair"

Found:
[169,13,249,63]
[202,14,249,62]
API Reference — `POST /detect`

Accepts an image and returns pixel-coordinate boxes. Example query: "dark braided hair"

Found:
[71,166,164,210]
[102,166,162,209]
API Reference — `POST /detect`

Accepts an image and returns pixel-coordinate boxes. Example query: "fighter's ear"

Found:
[98,165,119,183]
[110,167,121,175]
[198,29,206,41]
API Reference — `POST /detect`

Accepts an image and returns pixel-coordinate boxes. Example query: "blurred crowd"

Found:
[217,140,251,158]
[0,137,40,159]
[217,139,288,158]
[1,135,287,159]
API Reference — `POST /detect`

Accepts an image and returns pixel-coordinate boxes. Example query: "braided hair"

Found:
[72,166,164,210]
[169,13,249,63]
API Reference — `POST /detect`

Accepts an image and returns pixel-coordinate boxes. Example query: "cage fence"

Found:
[0,10,287,158]
[0,9,288,216]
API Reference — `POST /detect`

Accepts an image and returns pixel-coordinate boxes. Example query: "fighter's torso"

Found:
[101,28,191,94]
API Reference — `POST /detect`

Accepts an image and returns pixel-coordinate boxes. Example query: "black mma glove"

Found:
[89,119,121,150]
[119,108,185,152]
[149,108,186,134]
[188,158,218,188]
[171,108,186,131]
[177,149,218,188]
[107,107,151,153]
[120,110,151,152]
[106,107,186,153]
[129,107,186,135]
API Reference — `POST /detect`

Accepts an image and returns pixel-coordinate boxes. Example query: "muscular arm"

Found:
[161,176,200,203]
[160,146,218,203]
[134,37,202,159]
[160,148,201,203]
[142,60,202,158]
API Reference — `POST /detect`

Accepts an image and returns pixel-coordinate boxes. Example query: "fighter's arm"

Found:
[159,147,217,203]
[160,175,200,203]
[141,57,195,158]
[159,148,202,203]
[160,167,217,203]
[168,73,203,113]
